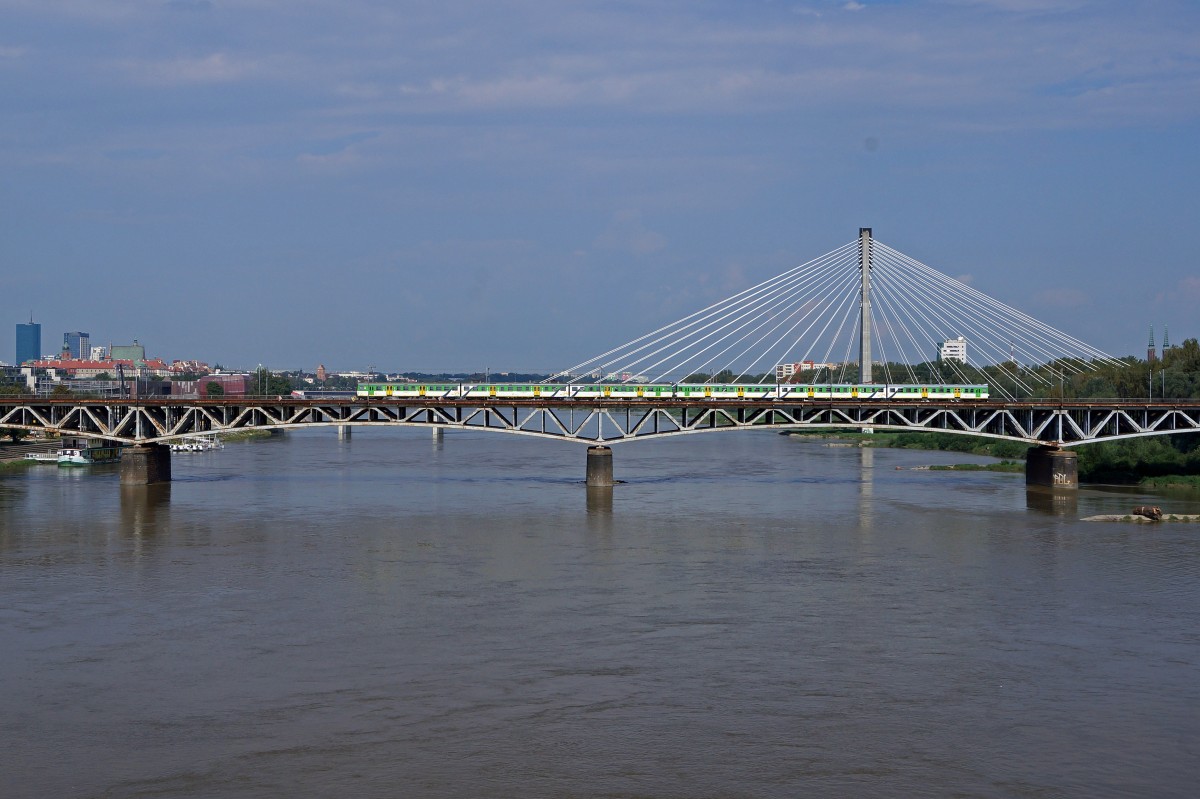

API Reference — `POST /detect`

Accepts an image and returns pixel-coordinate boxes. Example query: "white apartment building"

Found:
[939,336,967,364]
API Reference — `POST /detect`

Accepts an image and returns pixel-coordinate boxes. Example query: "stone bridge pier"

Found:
[1025,445,1077,489]
[120,443,172,486]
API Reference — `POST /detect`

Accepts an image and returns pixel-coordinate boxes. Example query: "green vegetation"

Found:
[249,367,295,396]
[874,431,1029,459]
[1139,475,1200,491]
[0,459,37,474]
[1075,435,1200,484]
[929,461,1025,473]
[220,429,273,442]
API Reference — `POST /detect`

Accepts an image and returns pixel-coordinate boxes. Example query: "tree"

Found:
[50,384,73,397]
[205,381,225,397]
[251,367,294,396]
[1,428,27,442]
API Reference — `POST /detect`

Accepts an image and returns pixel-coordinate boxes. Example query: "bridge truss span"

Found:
[3,397,1200,447]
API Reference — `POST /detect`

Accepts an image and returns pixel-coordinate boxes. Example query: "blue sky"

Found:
[2,0,1198,372]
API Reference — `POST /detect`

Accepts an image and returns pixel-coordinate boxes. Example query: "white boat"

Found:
[169,436,224,453]
[57,437,122,466]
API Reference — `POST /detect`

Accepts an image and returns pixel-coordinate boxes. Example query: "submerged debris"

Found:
[1082,513,1200,523]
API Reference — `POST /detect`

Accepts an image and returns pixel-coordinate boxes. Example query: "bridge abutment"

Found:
[120,443,172,486]
[586,445,614,487]
[1025,446,1077,489]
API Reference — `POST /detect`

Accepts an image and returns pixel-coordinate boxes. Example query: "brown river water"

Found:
[2,429,1198,798]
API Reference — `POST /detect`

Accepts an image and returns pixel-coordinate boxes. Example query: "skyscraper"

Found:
[64,331,90,360]
[16,319,41,366]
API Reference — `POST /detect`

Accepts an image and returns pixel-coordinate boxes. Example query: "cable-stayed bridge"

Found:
[4,230,1197,487]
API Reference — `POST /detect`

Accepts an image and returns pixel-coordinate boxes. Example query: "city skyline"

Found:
[2,1,1198,370]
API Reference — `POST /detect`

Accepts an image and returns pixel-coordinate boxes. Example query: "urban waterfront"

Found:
[2,429,1198,798]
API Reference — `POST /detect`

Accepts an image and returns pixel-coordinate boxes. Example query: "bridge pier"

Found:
[586,445,614,487]
[1025,446,1077,489]
[432,427,443,441]
[337,425,352,439]
[120,443,172,486]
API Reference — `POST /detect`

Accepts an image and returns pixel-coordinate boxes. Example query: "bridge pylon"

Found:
[859,226,872,385]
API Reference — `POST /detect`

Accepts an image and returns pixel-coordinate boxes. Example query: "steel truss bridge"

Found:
[4,396,1200,447]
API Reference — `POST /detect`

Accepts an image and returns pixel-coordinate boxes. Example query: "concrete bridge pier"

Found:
[586,445,614,487]
[1026,445,1077,489]
[432,427,443,441]
[337,425,352,439]
[120,443,172,486]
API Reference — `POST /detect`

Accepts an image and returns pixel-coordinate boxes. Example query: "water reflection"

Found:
[858,446,874,530]
[1025,485,1079,517]
[119,483,171,539]
[585,485,614,537]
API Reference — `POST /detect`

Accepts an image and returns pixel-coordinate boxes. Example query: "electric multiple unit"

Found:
[356,383,990,400]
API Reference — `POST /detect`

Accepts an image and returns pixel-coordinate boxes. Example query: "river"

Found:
[2,428,1198,798]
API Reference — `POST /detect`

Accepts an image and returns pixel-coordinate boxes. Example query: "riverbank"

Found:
[219,429,275,443]
[784,430,1200,490]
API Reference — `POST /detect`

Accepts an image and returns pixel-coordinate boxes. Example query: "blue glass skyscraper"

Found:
[16,320,41,365]
[64,331,90,360]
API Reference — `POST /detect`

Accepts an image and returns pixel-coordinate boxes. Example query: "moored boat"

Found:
[57,437,123,466]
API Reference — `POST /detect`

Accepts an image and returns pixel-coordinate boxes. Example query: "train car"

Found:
[459,383,576,399]
[356,382,990,401]
[357,382,460,398]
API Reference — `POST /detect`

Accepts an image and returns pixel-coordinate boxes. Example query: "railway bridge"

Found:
[6,229,1179,491]
[3,395,1198,489]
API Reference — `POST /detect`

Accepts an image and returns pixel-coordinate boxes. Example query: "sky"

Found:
[2,0,1198,373]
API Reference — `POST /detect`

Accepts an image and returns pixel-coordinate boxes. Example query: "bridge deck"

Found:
[3,396,1199,446]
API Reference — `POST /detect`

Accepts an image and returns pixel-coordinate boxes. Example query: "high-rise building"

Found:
[16,319,41,366]
[64,331,90,360]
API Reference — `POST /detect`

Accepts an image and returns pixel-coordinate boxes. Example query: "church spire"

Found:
[1148,324,1157,363]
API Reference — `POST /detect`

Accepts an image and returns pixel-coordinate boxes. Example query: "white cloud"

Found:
[1033,288,1090,308]
[120,52,255,85]
[1178,276,1200,301]
[595,210,668,256]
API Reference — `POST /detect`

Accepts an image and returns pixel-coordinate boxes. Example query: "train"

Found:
[356,382,990,400]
